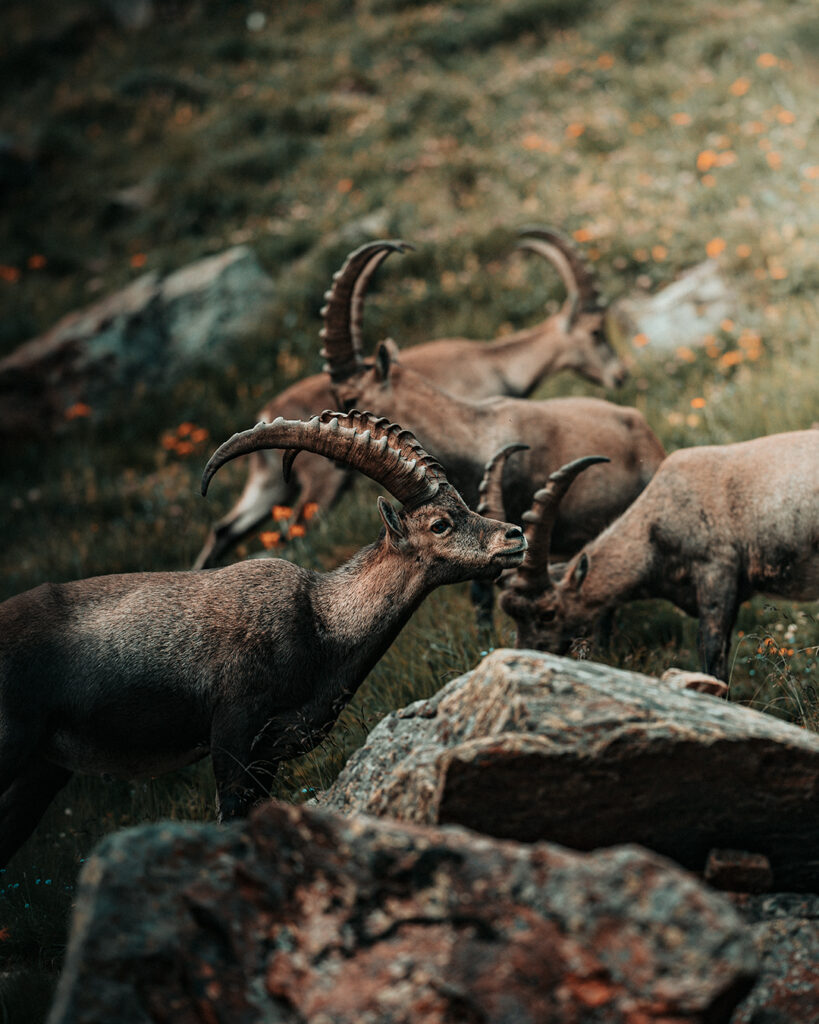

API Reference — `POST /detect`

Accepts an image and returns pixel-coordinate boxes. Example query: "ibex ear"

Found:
[572,552,590,589]
[377,496,406,541]
[374,339,399,382]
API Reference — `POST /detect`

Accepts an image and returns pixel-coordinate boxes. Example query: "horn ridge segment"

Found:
[516,225,602,313]
[202,408,451,509]
[511,454,610,591]
[320,239,413,384]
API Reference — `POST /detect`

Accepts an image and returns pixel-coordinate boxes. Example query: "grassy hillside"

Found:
[1,0,817,1016]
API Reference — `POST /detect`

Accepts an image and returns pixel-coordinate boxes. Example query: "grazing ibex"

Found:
[487,431,819,681]
[194,230,627,568]
[0,412,525,866]
[325,244,664,560]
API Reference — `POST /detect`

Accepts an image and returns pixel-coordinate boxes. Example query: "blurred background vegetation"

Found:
[1,0,817,1017]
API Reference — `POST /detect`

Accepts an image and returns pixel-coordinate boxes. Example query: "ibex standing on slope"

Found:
[194,230,627,568]
[0,412,525,866]
[485,431,819,681]
[324,243,664,560]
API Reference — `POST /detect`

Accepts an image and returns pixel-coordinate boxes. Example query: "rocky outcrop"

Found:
[0,245,276,434]
[729,893,819,1024]
[320,650,819,890]
[48,799,757,1024]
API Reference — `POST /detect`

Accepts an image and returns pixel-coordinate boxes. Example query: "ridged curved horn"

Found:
[320,240,413,385]
[517,226,603,324]
[477,443,529,521]
[509,455,610,592]
[202,409,454,510]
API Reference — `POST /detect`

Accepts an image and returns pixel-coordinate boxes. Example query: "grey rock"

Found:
[48,800,757,1023]
[0,246,276,433]
[615,259,736,351]
[729,893,819,1023]
[320,649,819,890]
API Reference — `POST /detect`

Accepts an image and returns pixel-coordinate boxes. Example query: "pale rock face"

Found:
[0,246,276,434]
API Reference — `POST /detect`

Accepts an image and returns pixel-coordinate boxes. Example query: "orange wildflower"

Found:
[690,397,706,409]
[289,523,307,539]
[719,350,743,369]
[522,133,549,152]
[719,318,735,332]
[596,53,615,69]
[130,252,147,269]
[735,244,752,259]
[272,505,293,521]
[336,178,354,194]
[651,245,667,261]
[175,441,194,456]
[65,402,92,420]
[0,265,20,282]
[191,427,209,444]
[701,174,716,187]
[632,333,649,348]
[670,112,691,126]
[572,227,593,243]
[776,109,795,125]
[177,422,195,436]
[696,150,717,172]
[27,253,47,269]
[757,53,778,68]
[302,502,319,521]
[259,531,282,549]
[565,122,586,139]
[729,77,751,97]
[675,346,696,363]
[705,237,726,258]
[766,151,783,170]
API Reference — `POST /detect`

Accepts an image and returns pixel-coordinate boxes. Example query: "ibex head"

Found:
[203,410,527,585]
[477,445,609,649]
[517,226,628,391]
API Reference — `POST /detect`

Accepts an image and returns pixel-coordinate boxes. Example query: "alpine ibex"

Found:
[194,230,627,568]
[0,412,525,866]
[324,244,664,560]
[485,431,819,680]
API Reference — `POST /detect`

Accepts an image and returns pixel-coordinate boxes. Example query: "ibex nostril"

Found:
[506,526,524,540]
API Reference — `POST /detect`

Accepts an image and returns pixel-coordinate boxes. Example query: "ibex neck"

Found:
[313,540,430,679]
[570,518,653,613]
[483,317,569,397]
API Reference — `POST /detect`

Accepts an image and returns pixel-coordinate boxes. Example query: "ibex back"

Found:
[0,411,525,866]
[491,431,819,681]
[194,231,627,568]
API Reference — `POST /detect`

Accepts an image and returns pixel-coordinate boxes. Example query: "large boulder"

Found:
[320,650,819,891]
[0,245,276,435]
[48,800,757,1023]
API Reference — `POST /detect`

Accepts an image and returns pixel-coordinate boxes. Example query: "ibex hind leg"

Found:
[695,569,739,682]
[0,760,72,868]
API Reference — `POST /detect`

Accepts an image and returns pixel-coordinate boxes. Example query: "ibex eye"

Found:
[430,519,450,534]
